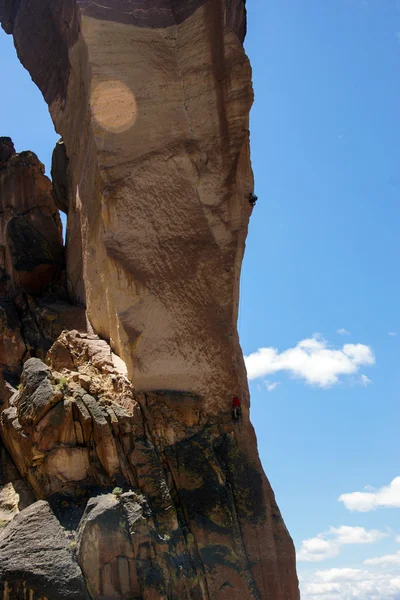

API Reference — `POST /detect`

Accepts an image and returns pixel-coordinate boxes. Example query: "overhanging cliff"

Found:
[0,1,299,598]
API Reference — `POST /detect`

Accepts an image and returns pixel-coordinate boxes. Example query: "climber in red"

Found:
[232,396,242,421]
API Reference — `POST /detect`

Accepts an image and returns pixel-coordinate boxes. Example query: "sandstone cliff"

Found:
[0,1,299,598]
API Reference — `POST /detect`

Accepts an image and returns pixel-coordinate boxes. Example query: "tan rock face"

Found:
[0,1,300,598]
[0,0,253,404]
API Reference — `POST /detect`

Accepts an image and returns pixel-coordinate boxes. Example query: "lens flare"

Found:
[91,80,137,133]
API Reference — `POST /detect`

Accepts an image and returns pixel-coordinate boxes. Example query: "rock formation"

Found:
[0,139,86,405]
[0,1,299,599]
[0,141,63,296]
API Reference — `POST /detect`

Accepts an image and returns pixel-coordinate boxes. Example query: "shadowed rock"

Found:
[0,500,90,599]
[0,147,64,295]
[51,139,70,214]
[0,136,15,167]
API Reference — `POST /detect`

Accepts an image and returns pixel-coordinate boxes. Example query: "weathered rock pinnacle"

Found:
[0,1,299,598]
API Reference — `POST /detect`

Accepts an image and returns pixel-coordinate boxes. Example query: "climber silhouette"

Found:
[232,396,242,421]
[249,192,258,207]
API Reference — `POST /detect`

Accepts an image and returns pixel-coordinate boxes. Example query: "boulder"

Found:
[16,358,62,427]
[77,494,141,599]
[0,500,90,599]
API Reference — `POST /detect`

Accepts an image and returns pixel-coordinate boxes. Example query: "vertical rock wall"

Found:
[0,1,300,598]
[1,0,253,404]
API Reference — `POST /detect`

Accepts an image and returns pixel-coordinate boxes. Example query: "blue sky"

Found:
[1,2,400,598]
[242,1,400,597]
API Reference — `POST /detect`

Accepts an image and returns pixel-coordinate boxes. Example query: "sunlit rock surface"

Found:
[0,1,299,598]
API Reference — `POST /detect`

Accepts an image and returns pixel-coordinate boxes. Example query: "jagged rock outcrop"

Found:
[0,143,63,295]
[0,1,300,598]
[1,331,298,599]
[0,138,86,403]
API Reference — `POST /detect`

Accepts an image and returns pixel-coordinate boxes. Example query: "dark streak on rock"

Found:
[77,0,208,28]
[214,434,267,526]
[77,0,247,42]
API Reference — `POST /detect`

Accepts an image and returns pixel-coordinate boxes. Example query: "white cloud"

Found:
[264,380,280,392]
[360,374,372,386]
[339,477,400,512]
[297,526,387,562]
[330,525,387,545]
[365,551,400,566]
[337,328,351,335]
[297,536,340,562]
[303,581,341,596]
[315,568,365,582]
[244,334,375,387]
[300,567,400,599]
[389,331,398,337]
[396,536,400,544]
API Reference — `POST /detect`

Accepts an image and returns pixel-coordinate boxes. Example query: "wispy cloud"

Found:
[360,374,372,387]
[244,334,375,388]
[297,526,388,562]
[339,477,400,512]
[337,328,350,336]
[364,551,400,566]
[388,331,397,337]
[264,380,280,392]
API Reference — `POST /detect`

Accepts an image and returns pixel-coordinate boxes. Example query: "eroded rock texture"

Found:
[1,332,298,599]
[0,139,86,405]
[0,1,299,598]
